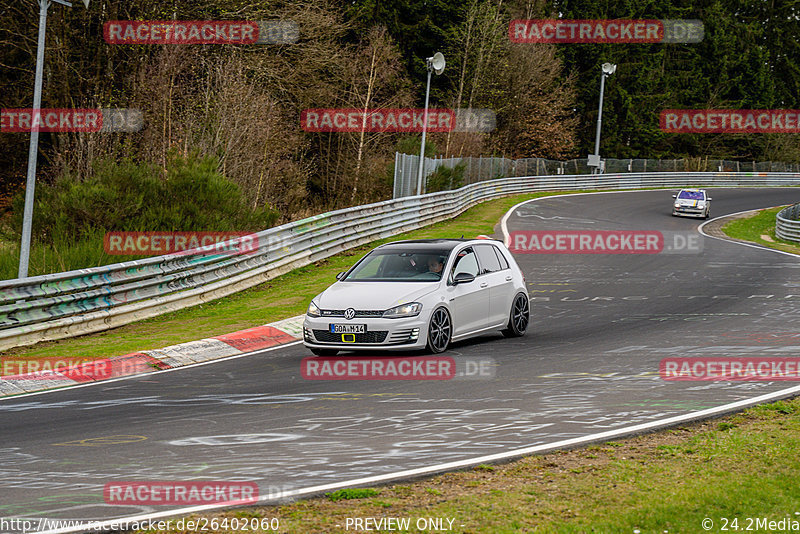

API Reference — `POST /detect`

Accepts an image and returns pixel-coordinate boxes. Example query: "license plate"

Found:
[330,324,366,334]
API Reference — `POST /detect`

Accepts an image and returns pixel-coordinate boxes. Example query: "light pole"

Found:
[416,52,445,196]
[17,0,88,280]
[588,62,616,175]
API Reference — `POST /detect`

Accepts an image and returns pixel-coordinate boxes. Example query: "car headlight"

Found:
[697,201,706,207]
[674,203,681,208]
[307,301,321,317]
[383,302,422,318]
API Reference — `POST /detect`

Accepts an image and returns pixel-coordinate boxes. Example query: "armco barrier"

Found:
[776,203,800,243]
[1,172,799,351]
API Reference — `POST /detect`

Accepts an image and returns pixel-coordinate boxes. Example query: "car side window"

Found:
[475,244,502,274]
[492,245,510,270]
[451,247,479,278]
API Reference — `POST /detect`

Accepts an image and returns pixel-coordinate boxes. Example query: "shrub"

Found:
[425,162,466,193]
[8,152,279,245]
[1,152,280,278]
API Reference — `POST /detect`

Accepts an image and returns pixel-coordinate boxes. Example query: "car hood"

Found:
[675,198,705,206]
[316,281,441,310]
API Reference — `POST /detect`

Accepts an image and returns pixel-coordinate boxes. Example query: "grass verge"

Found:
[721,206,800,255]
[1,191,577,364]
[137,396,800,533]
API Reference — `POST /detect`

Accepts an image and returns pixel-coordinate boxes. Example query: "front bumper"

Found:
[673,205,707,217]
[303,314,429,351]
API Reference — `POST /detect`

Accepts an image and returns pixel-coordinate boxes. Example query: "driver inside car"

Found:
[427,256,444,274]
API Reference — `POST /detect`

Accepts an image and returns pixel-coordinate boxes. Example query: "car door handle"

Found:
[480,282,489,288]
[505,276,513,281]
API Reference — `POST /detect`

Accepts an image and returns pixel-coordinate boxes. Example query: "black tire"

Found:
[426,307,452,354]
[310,348,338,357]
[502,293,530,337]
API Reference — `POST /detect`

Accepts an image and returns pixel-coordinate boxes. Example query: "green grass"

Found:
[138,395,800,533]
[474,464,496,472]
[721,206,800,255]
[0,235,18,274]
[2,191,578,363]
[325,488,380,502]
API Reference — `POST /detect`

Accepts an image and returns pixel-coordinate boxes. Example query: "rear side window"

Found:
[492,245,510,270]
[475,244,502,274]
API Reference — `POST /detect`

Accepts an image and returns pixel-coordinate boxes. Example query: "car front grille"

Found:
[320,309,384,318]
[312,330,389,344]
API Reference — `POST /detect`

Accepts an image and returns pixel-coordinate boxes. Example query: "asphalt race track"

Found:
[2,188,800,529]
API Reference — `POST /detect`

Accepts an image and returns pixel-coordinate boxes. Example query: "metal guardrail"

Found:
[776,203,800,243]
[393,152,800,198]
[2,171,800,350]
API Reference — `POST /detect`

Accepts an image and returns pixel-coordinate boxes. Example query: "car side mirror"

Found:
[336,272,345,280]
[707,197,712,201]
[453,272,475,284]
[672,194,677,198]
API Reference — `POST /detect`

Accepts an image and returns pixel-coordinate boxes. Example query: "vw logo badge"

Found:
[344,308,356,320]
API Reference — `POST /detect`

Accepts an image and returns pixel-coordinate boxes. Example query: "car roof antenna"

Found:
[460,234,464,238]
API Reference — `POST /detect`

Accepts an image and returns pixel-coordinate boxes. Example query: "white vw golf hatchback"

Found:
[303,238,529,355]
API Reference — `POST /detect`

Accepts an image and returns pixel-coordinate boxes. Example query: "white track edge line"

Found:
[35,382,800,534]
[698,207,800,258]
[499,188,679,246]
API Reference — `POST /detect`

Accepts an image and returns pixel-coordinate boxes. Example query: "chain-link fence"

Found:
[393,153,800,198]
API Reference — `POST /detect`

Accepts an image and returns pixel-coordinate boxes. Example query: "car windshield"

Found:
[678,190,705,200]
[343,249,450,282]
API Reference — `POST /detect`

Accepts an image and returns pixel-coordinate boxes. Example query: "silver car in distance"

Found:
[672,188,712,218]
[303,238,530,355]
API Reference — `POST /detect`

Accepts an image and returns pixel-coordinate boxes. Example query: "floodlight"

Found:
[430,52,445,75]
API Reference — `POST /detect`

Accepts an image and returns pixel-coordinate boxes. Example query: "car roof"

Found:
[377,238,502,251]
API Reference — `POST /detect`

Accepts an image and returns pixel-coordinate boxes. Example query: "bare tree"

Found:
[343,26,411,202]
[444,0,578,160]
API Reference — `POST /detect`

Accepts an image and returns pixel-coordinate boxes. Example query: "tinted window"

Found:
[475,244,502,274]
[492,245,510,270]
[345,249,450,281]
[677,190,704,200]
[451,248,479,278]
